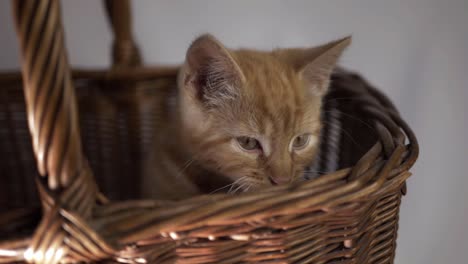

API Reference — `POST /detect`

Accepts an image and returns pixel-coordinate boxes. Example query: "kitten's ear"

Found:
[280,36,351,96]
[183,34,245,105]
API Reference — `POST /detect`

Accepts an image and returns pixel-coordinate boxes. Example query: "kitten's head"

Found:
[178,34,350,191]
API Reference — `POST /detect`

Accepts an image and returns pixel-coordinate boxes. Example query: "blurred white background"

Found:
[1,1,467,263]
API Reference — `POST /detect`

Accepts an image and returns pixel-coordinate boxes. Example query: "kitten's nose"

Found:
[268,175,291,185]
[268,154,293,185]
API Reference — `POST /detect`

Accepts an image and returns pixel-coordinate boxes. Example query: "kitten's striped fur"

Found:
[143,34,350,200]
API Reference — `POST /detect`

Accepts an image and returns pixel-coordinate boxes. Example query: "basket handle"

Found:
[12,0,98,215]
[10,1,143,262]
[12,1,113,262]
[103,0,142,68]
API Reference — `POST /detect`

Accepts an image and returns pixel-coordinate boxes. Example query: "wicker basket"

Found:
[0,1,418,263]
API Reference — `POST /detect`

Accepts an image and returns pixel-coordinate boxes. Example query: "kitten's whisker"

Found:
[232,182,247,194]
[181,156,197,171]
[174,154,201,179]
[232,186,241,194]
[322,120,365,151]
[322,109,377,134]
[228,184,235,194]
[210,183,234,194]
[235,177,251,194]
[228,176,246,194]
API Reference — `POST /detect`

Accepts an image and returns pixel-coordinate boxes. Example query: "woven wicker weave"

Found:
[0,1,418,263]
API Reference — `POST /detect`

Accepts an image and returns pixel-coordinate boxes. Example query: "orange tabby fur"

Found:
[143,34,350,200]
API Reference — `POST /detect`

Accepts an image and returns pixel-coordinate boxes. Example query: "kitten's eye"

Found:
[236,136,261,151]
[292,134,311,150]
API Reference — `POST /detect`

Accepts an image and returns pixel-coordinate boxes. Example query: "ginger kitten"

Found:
[143,34,350,200]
